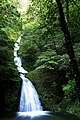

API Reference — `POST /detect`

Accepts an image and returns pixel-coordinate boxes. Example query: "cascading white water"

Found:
[19,74,42,112]
[14,36,43,112]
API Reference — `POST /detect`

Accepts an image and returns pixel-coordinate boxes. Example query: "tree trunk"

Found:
[65,0,69,25]
[56,0,80,100]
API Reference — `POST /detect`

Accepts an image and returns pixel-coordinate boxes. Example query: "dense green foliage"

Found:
[0,0,22,113]
[1,0,80,118]
[18,0,80,117]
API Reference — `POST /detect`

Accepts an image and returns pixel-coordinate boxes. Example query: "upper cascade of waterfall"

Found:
[14,36,28,74]
[14,35,43,112]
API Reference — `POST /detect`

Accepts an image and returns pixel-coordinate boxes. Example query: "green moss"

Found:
[67,100,80,118]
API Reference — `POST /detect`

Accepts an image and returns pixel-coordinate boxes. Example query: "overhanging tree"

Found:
[56,0,80,100]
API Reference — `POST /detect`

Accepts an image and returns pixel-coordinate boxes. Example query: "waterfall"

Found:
[14,36,43,112]
[19,74,42,112]
[13,36,76,120]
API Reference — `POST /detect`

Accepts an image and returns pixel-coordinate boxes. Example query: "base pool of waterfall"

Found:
[1,35,79,120]
[0,111,80,120]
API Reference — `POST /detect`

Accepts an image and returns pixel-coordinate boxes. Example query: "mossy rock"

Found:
[26,68,64,111]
